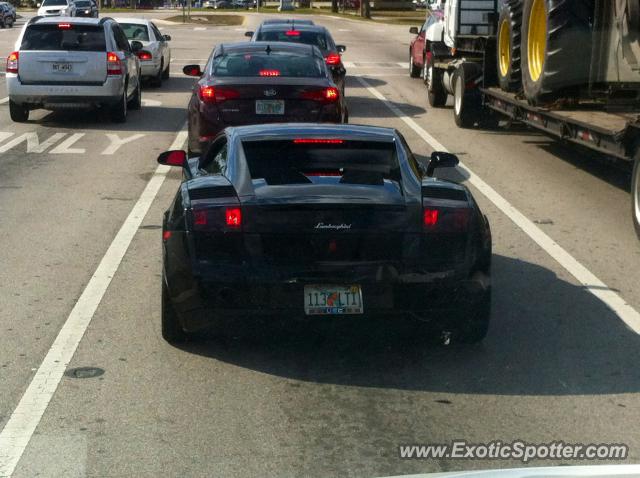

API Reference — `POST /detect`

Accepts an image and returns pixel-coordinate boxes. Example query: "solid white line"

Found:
[193,27,206,30]
[0,98,8,104]
[0,125,188,477]
[355,76,640,334]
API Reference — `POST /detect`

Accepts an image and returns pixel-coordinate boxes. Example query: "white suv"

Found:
[37,0,77,17]
[6,17,142,123]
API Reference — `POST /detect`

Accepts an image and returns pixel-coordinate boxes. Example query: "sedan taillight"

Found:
[136,50,153,61]
[106,51,122,75]
[6,51,18,74]
[301,86,340,103]
[198,85,240,104]
[324,53,341,66]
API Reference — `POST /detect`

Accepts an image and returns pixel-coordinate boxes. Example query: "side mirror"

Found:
[163,34,172,41]
[426,151,459,176]
[336,44,346,53]
[158,150,187,167]
[183,64,202,76]
[130,40,143,52]
[244,31,253,38]
[409,26,419,34]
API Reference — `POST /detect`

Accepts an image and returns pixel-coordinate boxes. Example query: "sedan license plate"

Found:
[256,100,284,115]
[304,285,363,315]
[52,63,73,73]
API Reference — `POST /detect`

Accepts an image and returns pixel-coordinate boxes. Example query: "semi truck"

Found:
[416,0,640,238]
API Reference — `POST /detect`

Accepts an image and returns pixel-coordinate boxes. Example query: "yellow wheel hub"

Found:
[527,0,547,82]
[498,18,511,78]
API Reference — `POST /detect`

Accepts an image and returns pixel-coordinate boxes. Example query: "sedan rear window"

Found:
[256,30,329,51]
[212,51,325,78]
[242,140,401,186]
[20,24,106,51]
[120,23,149,42]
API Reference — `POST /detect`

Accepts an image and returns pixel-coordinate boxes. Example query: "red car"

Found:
[183,42,347,156]
[408,20,428,78]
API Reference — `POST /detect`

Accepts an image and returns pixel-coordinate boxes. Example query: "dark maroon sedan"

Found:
[183,42,347,156]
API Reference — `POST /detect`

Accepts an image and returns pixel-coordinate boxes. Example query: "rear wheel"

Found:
[110,88,127,123]
[521,0,594,104]
[497,1,522,92]
[456,290,491,344]
[162,279,189,343]
[128,80,142,110]
[409,52,421,78]
[9,100,29,122]
[425,53,447,107]
[151,60,163,87]
[632,152,640,239]
[162,60,170,80]
[453,65,480,128]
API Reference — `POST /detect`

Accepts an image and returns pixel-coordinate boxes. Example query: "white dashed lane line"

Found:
[355,75,640,335]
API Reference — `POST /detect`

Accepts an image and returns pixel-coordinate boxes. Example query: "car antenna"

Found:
[265,44,272,55]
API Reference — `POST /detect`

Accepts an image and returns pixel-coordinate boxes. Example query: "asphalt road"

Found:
[1,11,640,478]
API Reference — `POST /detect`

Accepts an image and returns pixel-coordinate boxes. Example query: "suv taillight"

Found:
[106,52,122,75]
[6,51,18,74]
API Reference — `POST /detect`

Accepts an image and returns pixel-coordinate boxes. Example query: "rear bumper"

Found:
[167,266,490,332]
[7,75,124,108]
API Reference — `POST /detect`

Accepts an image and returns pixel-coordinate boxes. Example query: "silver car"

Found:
[6,17,142,123]
[115,18,171,86]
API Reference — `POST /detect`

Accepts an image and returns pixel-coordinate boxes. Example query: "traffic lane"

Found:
[0,79,191,436]
[12,77,640,478]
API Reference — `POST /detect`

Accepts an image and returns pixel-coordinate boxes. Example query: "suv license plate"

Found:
[256,100,284,115]
[304,285,363,315]
[52,63,73,72]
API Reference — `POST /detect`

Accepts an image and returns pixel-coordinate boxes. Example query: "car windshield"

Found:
[41,0,68,6]
[212,51,325,78]
[119,23,149,41]
[75,1,91,6]
[242,139,401,186]
[20,24,106,51]
[256,30,329,51]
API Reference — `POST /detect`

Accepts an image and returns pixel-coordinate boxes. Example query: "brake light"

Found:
[293,138,344,144]
[198,85,240,103]
[6,51,18,74]
[285,30,300,36]
[58,23,72,29]
[162,230,172,241]
[225,207,241,228]
[423,207,470,232]
[136,50,153,61]
[259,69,280,77]
[301,86,339,103]
[423,209,439,227]
[106,52,122,75]
[325,53,341,66]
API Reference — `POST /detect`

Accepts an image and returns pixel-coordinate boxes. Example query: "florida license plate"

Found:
[255,100,284,115]
[304,285,363,315]
[52,63,73,72]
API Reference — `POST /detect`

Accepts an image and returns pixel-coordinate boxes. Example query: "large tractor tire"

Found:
[521,0,595,105]
[497,1,523,92]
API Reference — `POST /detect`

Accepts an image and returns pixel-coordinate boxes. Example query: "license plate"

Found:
[256,100,284,115]
[304,285,363,315]
[52,63,73,73]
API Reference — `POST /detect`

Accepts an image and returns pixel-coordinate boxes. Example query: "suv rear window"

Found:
[212,51,325,78]
[242,140,401,186]
[256,30,329,51]
[21,24,106,51]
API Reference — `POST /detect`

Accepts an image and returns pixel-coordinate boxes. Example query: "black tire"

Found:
[453,64,481,128]
[162,60,170,80]
[151,60,163,87]
[128,80,142,110]
[632,152,640,239]
[456,290,491,344]
[497,1,522,92]
[424,52,447,107]
[521,0,594,105]
[9,100,28,122]
[110,88,127,123]
[162,279,189,343]
[409,52,421,78]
